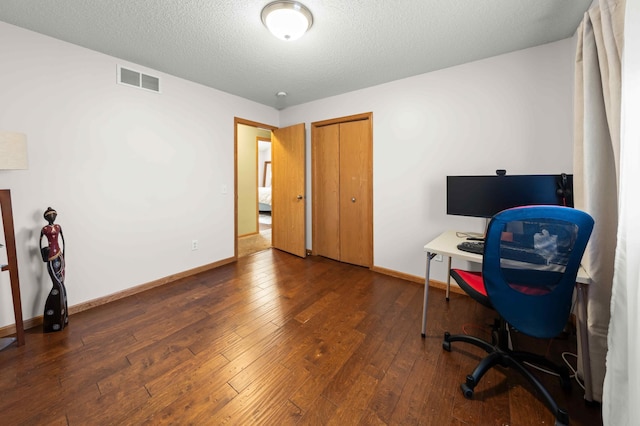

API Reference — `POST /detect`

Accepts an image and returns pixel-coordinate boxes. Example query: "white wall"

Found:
[0,22,278,328]
[280,38,576,283]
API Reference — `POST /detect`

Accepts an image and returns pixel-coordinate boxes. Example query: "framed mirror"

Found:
[263,161,271,187]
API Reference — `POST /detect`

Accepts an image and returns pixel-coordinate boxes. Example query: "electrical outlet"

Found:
[434,254,443,262]
[191,240,199,251]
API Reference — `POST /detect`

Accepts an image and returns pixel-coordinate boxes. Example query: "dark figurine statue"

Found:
[40,207,68,332]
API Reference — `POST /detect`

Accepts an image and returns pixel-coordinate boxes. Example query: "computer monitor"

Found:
[446,174,573,219]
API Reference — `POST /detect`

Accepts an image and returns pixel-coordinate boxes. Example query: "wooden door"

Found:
[311,114,373,268]
[271,123,306,258]
[339,120,372,267]
[312,124,340,260]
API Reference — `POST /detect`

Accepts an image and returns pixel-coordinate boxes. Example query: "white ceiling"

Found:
[0,0,592,110]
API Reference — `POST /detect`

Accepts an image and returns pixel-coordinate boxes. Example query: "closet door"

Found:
[312,114,373,268]
[312,124,341,260]
[339,120,372,267]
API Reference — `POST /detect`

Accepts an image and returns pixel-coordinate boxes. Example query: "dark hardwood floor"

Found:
[1,249,602,425]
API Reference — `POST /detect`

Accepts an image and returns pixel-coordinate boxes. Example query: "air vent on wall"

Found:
[117,66,160,93]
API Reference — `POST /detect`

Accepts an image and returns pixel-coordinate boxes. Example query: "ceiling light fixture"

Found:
[261,1,313,41]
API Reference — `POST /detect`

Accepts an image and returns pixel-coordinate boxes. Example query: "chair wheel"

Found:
[558,366,572,391]
[461,375,476,399]
[461,383,474,399]
[443,332,452,351]
[554,408,569,426]
[491,330,499,346]
[560,374,572,391]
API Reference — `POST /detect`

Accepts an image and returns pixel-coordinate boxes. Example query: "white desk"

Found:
[422,230,594,402]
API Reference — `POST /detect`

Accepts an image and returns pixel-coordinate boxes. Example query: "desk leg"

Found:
[576,282,593,402]
[421,252,435,337]
[445,256,452,301]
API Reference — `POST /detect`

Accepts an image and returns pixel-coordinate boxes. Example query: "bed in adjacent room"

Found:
[259,186,271,213]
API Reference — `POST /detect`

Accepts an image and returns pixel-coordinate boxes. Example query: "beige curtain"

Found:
[602,0,640,424]
[573,0,625,404]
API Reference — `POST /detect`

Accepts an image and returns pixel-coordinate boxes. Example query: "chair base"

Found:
[443,330,571,426]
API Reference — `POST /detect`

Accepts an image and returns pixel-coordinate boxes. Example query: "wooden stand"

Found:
[1,189,25,348]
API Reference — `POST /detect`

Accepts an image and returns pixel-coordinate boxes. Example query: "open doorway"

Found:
[236,122,274,257]
[234,117,307,259]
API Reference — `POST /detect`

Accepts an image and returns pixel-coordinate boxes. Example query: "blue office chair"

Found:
[443,206,594,426]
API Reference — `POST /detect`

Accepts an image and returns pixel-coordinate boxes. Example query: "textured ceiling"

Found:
[0,0,592,110]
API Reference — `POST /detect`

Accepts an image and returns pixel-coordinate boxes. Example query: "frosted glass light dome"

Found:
[261,1,313,41]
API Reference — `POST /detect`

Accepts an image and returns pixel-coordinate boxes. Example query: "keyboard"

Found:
[457,241,548,265]
[457,241,484,254]
[501,246,548,264]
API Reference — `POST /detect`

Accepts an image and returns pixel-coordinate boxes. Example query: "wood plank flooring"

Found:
[0,249,602,425]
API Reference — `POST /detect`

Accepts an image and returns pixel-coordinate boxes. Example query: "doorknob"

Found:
[297,195,304,200]
[351,197,356,203]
